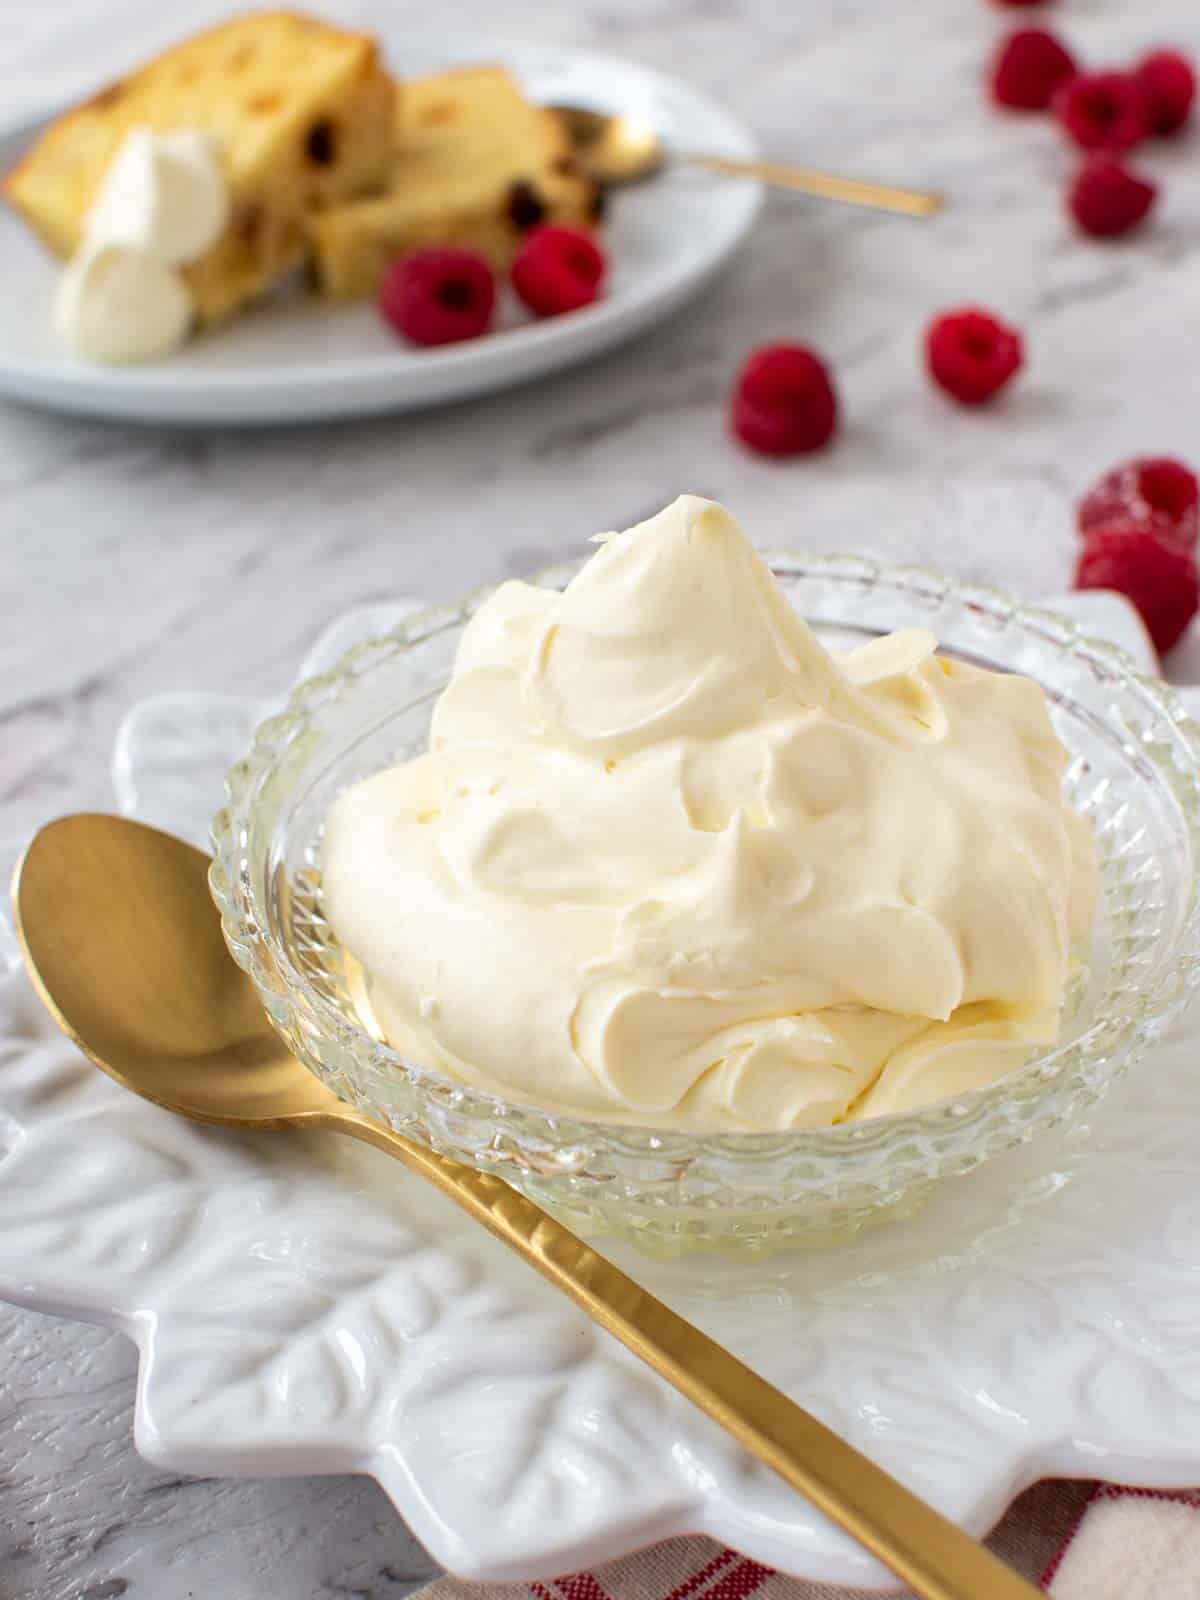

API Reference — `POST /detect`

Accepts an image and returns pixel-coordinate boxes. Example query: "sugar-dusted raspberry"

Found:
[1075,522,1199,655]
[511,225,606,317]
[1137,49,1196,137]
[991,28,1077,111]
[1078,458,1199,550]
[1054,71,1148,152]
[925,308,1023,407]
[731,344,839,456]
[378,248,496,346]
[1068,156,1157,237]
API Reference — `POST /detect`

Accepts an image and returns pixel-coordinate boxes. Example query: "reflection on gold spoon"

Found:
[550,104,943,218]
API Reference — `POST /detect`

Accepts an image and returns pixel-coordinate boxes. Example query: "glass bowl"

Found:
[210,557,1200,1257]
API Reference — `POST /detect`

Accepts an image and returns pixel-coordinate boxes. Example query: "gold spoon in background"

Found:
[549,104,943,218]
[12,813,1039,1600]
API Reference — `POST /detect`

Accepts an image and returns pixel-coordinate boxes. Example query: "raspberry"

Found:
[1078,458,1199,550]
[1137,49,1196,137]
[991,29,1077,111]
[511,225,606,317]
[924,308,1023,407]
[1054,71,1148,152]
[1068,156,1157,237]
[1074,523,1199,655]
[378,248,495,346]
[731,345,838,456]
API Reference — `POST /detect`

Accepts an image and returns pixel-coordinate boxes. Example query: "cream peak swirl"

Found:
[323,496,1097,1129]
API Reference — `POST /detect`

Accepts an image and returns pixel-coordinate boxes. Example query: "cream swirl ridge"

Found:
[323,496,1098,1129]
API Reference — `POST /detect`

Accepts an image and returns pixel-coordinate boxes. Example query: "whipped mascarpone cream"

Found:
[54,239,194,364]
[54,127,228,363]
[324,496,1098,1129]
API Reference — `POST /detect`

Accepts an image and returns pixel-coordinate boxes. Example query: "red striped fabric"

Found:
[425,1479,1200,1600]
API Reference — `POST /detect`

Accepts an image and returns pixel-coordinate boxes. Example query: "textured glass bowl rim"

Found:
[212,554,1200,1163]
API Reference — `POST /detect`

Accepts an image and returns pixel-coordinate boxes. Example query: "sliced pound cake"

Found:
[309,65,602,299]
[4,11,394,324]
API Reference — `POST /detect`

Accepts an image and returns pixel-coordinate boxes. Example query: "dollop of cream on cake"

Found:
[54,127,227,362]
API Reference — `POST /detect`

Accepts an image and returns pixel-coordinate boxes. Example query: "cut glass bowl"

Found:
[210,557,1200,1256]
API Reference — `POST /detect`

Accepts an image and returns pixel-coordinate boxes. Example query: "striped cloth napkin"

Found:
[419,1482,1200,1600]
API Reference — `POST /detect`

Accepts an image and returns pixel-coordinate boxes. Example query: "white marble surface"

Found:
[3,0,1200,1595]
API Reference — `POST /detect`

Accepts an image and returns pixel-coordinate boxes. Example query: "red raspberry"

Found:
[730,344,838,457]
[511,226,606,317]
[1137,49,1196,137]
[1074,523,1199,655]
[1054,71,1148,152]
[925,308,1023,407]
[1079,458,1199,550]
[1068,156,1157,238]
[378,248,495,346]
[991,29,1077,112]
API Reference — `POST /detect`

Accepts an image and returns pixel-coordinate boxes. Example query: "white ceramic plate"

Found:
[3,589,1199,1591]
[0,44,760,425]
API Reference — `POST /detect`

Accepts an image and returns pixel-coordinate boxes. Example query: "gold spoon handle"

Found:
[683,152,942,217]
[336,1112,1039,1600]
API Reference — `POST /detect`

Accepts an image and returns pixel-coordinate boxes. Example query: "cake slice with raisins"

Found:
[4,11,393,325]
[308,64,602,300]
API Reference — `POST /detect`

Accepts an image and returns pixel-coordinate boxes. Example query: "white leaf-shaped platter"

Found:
[3,592,1200,1591]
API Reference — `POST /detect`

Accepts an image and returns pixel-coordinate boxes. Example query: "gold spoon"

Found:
[549,104,942,218]
[12,813,1039,1600]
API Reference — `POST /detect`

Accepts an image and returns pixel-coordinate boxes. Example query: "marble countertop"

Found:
[4,1,1200,1595]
